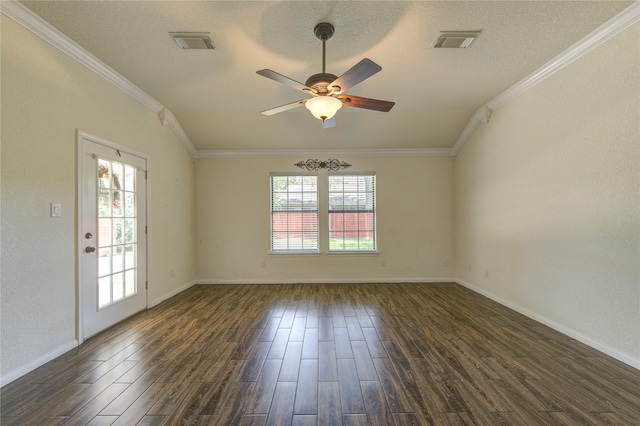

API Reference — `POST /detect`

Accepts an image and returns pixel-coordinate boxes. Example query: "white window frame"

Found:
[327,172,377,253]
[270,173,320,254]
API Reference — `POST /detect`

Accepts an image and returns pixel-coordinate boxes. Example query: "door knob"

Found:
[85,246,96,253]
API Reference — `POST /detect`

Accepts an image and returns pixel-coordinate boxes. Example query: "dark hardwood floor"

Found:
[2,283,639,425]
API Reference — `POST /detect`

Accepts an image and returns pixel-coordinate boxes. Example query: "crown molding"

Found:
[488,1,640,112]
[1,1,160,111]
[451,1,640,157]
[4,0,637,160]
[158,109,199,159]
[197,148,452,159]
[450,106,493,156]
[1,0,198,159]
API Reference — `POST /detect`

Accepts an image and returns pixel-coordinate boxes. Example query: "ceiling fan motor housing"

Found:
[256,21,394,124]
[305,73,339,95]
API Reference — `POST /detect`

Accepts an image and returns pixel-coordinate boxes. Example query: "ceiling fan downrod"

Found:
[304,22,341,95]
[314,22,334,74]
[322,38,326,73]
[256,21,394,127]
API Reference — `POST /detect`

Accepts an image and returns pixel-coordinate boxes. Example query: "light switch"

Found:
[51,203,62,218]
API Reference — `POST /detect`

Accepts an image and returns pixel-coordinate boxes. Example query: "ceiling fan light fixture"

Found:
[305,96,342,121]
[256,22,393,127]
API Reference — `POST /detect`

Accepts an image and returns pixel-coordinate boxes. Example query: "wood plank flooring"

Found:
[2,283,640,425]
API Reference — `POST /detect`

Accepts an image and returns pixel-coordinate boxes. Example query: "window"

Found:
[270,174,319,252]
[328,174,376,251]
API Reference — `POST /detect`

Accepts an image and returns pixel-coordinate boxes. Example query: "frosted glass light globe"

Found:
[305,96,342,121]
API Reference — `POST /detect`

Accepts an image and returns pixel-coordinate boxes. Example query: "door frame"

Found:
[76,130,149,344]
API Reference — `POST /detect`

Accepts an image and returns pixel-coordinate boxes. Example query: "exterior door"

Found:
[79,133,147,340]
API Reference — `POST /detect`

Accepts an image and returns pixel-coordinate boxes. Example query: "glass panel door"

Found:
[97,159,139,309]
[79,134,147,340]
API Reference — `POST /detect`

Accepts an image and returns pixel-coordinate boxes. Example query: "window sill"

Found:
[326,251,379,256]
[269,251,321,256]
[268,250,379,256]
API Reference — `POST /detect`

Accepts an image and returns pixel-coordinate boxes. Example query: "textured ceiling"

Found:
[20,1,633,152]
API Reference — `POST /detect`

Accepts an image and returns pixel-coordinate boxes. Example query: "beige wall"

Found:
[1,17,197,380]
[196,156,454,283]
[453,25,639,365]
[2,4,638,385]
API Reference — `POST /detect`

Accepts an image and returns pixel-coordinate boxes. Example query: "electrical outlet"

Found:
[260,260,266,268]
[170,269,175,278]
[380,260,386,267]
[484,269,489,278]
[444,259,449,267]
[468,264,472,272]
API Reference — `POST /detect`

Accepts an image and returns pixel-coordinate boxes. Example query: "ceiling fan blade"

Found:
[256,69,313,93]
[328,58,381,94]
[322,117,337,129]
[338,95,395,112]
[260,99,307,116]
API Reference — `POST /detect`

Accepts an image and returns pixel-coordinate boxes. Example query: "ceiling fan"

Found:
[256,22,395,128]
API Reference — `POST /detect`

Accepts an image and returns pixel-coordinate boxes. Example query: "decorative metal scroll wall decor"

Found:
[294,159,352,171]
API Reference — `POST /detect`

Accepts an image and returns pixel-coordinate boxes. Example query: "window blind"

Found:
[270,174,319,252]
[328,174,376,251]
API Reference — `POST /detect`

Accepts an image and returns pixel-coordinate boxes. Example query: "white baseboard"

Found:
[1,280,198,387]
[456,279,640,371]
[149,280,198,308]
[196,277,456,285]
[7,278,633,388]
[1,340,79,387]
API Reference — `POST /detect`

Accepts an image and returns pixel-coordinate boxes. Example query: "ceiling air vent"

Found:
[434,31,480,48]
[171,32,215,50]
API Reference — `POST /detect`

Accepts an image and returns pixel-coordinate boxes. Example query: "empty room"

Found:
[1,1,639,424]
